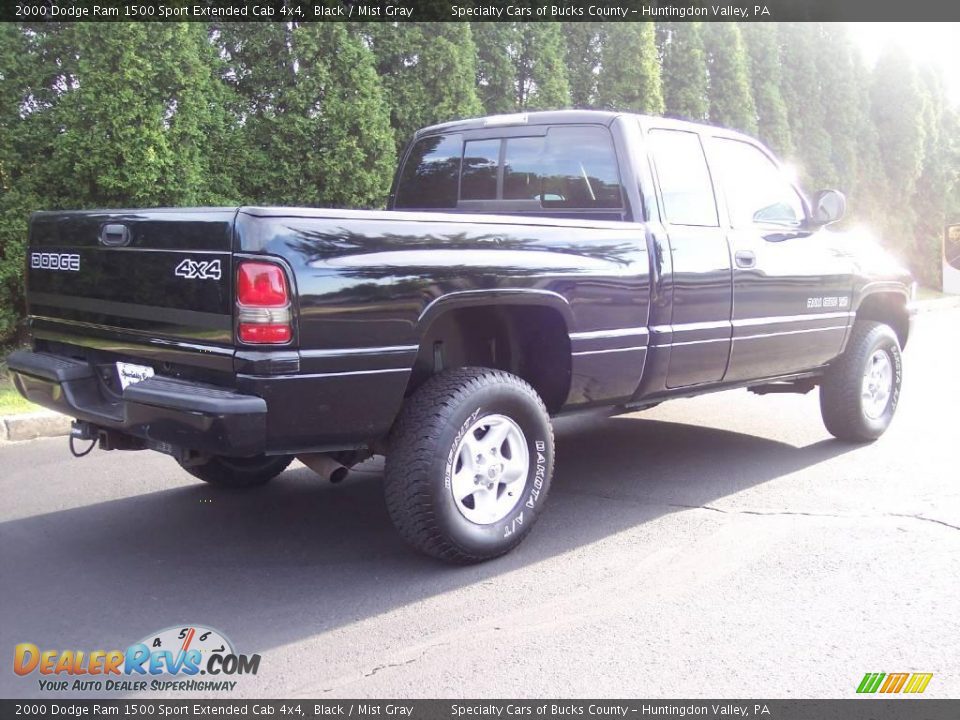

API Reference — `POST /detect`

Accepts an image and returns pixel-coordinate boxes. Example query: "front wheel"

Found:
[384,367,555,564]
[820,321,903,442]
[180,454,293,488]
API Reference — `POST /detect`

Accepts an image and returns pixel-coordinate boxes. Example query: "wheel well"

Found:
[856,292,910,349]
[407,305,571,413]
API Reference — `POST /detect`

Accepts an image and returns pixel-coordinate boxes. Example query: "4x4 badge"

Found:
[175,258,221,280]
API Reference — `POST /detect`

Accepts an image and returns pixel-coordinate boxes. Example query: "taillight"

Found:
[236,262,292,344]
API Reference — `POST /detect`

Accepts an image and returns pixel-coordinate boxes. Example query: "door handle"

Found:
[735,250,756,269]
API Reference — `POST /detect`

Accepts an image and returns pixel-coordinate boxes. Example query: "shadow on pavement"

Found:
[0,412,855,682]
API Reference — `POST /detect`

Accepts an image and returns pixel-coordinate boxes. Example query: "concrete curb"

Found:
[0,410,72,443]
[0,296,957,444]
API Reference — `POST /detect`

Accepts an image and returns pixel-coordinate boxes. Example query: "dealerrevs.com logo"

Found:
[14,625,260,693]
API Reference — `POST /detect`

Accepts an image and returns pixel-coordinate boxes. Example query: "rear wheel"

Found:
[384,367,554,564]
[181,454,293,488]
[820,321,902,442]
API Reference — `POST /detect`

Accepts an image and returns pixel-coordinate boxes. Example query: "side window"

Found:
[502,127,622,209]
[460,139,501,201]
[947,225,960,271]
[646,129,718,227]
[394,134,463,209]
[711,138,806,228]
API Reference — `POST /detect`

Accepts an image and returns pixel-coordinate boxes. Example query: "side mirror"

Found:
[811,189,846,226]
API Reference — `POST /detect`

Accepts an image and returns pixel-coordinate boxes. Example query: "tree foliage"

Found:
[596,23,663,115]
[364,22,481,153]
[659,23,708,122]
[472,22,571,113]
[780,23,835,187]
[703,23,757,135]
[217,22,395,208]
[741,23,791,155]
[563,23,603,108]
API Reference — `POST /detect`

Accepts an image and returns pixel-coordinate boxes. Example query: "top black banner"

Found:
[5,0,960,22]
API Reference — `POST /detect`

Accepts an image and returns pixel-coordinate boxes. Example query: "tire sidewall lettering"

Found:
[861,335,902,432]
[435,388,553,554]
[444,407,481,493]
[889,341,902,415]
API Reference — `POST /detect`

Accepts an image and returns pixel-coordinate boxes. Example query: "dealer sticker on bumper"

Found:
[116,362,155,391]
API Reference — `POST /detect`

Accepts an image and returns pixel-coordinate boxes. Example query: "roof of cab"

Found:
[414,109,737,141]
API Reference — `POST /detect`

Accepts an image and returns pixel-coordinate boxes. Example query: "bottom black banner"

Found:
[0,700,956,720]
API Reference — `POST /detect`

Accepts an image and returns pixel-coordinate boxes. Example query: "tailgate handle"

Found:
[100,223,131,247]
[735,250,756,268]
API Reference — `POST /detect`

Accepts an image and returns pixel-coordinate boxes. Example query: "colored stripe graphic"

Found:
[904,673,934,694]
[857,672,932,694]
[857,673,885,693]
[880,673,909,693]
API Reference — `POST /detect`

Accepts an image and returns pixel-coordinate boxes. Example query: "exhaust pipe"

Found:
[297,453,350,483]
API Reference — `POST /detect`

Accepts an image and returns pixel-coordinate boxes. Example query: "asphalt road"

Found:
[2,309,958,700]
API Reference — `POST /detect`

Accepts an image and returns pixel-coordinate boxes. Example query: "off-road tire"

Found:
[820,320,902,442]
[181,454,294,488]
[384,367,555,564]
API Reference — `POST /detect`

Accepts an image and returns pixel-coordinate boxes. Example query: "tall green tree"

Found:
[472,23,570,113]
[472,23,519,114]
[24,23,236,208]
[563,23,603,108]
[741,23,791,155]
[779,23,834,188]
[218,23,396,208]
[659,23,708,122]
[846,52,886,222]
[703,23,757,135]
[0,23,38,341]
[911,65,954,285]
[815,25,863,190]
[869,43,927,201]
[515,23,571,110]
[867,42,927,267]
[595,23,663,114]
[364,23,482,152]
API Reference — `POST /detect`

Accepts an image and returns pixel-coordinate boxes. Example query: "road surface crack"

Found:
[669,504,960,531]
[363,642,449,678]
[887,513,960,532]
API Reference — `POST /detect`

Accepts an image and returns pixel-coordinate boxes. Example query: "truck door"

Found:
[705,136,853,382]
[645,127,733,388]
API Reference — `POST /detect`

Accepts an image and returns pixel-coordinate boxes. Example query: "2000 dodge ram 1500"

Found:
[9,111,915,563]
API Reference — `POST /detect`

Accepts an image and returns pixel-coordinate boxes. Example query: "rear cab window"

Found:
[461,139,501,200]
[394,125,624,217]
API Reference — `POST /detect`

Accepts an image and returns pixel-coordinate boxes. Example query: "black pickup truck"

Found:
[8,110,914,563]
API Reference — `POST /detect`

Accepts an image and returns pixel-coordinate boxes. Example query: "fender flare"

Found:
[416,289,574,338]
[853,281,910,312]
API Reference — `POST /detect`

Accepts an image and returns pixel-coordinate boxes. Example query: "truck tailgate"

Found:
[27,208,236,345]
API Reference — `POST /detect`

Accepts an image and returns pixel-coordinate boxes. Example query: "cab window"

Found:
[711,138,806,228]
[646,129,719,227]
[394,134,463,209]
[460,139,501,201]
[945,225,960,271]
[503,127,622,209]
